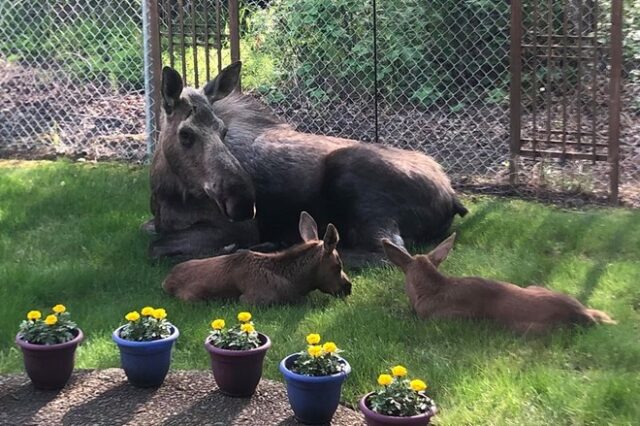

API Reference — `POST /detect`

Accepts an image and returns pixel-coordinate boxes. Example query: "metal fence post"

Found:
[143,0,162,160]
[509,0,522,185]
[608,0,623,205]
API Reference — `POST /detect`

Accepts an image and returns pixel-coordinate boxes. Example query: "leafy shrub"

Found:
[119,306,172,341]
[18,304,78,345]
[208,311,262,350]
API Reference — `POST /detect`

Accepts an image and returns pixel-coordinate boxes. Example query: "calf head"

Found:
[157,66,256,221]
[299,212,352,298]
[382,233,456,284]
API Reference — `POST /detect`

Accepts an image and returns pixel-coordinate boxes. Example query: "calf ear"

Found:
[428,233,456,268]
[204,61,242,103]
[323,224,340,253]
[162,67,183,113]
[299,211,319,242]
[382,238,413,270]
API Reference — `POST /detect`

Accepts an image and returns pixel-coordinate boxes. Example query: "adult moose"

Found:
[147,63,467,265]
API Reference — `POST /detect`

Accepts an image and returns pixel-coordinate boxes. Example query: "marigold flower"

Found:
[240,323,255,333]
[378,374,393,386]
[391,365,408,377]
[52,304,66,314]
[125,311,140,322]
[44,314,58,326]
[237,312,252,322]
[307,345,323,357]
[141,306,154,316]
[27,310,42,321]
[409,379,427,392]
[306,333,321,345]
[211,319,225,330]
[322,342,338,353]
[152,308,167,320]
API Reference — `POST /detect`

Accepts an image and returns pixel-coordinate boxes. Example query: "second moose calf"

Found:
[382,234,616,335]
[163,212,352,305]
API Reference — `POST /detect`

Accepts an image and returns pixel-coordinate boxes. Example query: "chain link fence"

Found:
[0,0,638,204]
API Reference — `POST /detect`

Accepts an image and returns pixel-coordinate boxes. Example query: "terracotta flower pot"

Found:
[15,329,83,390]
[359,392,437,426]
[204,332,271,397]
[279,353,351,425]
[112,324,179,388]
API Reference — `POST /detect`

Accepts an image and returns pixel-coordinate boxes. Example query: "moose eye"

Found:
[184,104,196,119]
[179,127,195,148]
[220,126,228,140]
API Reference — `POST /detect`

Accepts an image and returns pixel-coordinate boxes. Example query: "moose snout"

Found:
[337,276,352,298]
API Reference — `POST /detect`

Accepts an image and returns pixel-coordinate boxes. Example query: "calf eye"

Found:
[220,126,228,140]
[179,128,195,148]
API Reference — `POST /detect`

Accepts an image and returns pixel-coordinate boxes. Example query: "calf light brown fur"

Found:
[382,234,616,335]
[163,212,352,305]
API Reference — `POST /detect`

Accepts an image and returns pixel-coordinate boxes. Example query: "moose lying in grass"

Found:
[146,63,467,265]
[162,212,352,304]
[382,234,617,334]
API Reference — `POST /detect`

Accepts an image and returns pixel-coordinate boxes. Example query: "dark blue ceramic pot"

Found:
[112,324,179,387]
[279,353,351,425]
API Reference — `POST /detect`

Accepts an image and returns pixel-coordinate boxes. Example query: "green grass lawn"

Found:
[1,160,639,425]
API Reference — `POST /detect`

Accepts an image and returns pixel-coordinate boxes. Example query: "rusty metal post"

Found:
[228,0,241,90]
[509,0,523,184]
[607,0,623,204]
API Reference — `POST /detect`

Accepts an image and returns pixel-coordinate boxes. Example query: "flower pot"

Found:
[204,332,271,397]
[279,353,351,425]
[359,392,437,426]
[15,329,83,390]
[112,324,179,388]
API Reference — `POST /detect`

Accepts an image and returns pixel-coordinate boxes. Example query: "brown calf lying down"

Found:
[163,212,352,304]
[382,234,616,334]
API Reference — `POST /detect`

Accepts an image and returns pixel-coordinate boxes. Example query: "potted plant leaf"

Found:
[15,304,83,390]
[359,365,437,426]
[112,306,179,387]
[279,333,351,425]
[204,311,271,397]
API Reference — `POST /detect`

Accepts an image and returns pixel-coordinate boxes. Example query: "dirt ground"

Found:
[0,369,365,426]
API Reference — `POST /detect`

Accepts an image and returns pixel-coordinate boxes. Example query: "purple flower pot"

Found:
[359,392,437,426]
[15,329,83,390]
[204,332,271,397]
[279,353,351,425]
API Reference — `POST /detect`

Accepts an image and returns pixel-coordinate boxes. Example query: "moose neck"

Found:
[268,243,324,295]
[212,93,286,139]
[412,260,449,295]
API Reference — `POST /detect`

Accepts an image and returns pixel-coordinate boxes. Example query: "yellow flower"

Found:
[306,333,321,345]
[237,311,252,322]
[27,310,42,321]
[240,323,255,333]
[152,308,167,320]
[211,319,225,330]
[44,314,58,326]
[307,345,323,358]
[322,342,338,353]
[378,374,393,386]
[52,304,66,314]
[410,379,428,392]
[141,306,154,316]
[391,365,408,377]
[125,311,140,322]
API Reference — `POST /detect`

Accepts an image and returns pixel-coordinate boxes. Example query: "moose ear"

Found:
[299,211,319,242]
[323,224,340,253]
[427,233,456,268]
[382,238,413,270]
[203,61,242,103]
[162,67,183,113]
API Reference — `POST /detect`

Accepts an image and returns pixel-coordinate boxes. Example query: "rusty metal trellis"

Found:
[510,0,624,203]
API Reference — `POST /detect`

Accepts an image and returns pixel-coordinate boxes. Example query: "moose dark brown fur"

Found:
[382,234,616,334]
[147,62,467,265]
[162,212,352,304]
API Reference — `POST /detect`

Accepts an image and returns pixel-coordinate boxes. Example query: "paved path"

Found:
[0,369,364,426]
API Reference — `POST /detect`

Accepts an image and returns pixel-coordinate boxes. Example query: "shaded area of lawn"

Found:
[1,160,639,425]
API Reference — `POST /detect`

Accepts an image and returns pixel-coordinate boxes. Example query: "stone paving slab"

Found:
[0,369,364,426]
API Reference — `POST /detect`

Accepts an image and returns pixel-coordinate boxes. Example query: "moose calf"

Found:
[382,234,616,335]
[163,212,352,304]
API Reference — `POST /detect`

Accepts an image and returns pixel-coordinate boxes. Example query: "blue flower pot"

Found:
[279,353,351,425]
[112,324,179,388]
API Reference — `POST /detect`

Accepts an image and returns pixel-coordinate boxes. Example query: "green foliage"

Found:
[368,373,435,417]
[18,307,78,345]
[208,313,261,350]
[118,308,172,342]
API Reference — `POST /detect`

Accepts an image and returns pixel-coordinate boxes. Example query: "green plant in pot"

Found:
[15,304,83,389]
[204,311,271,397]
[359,365,437,426]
